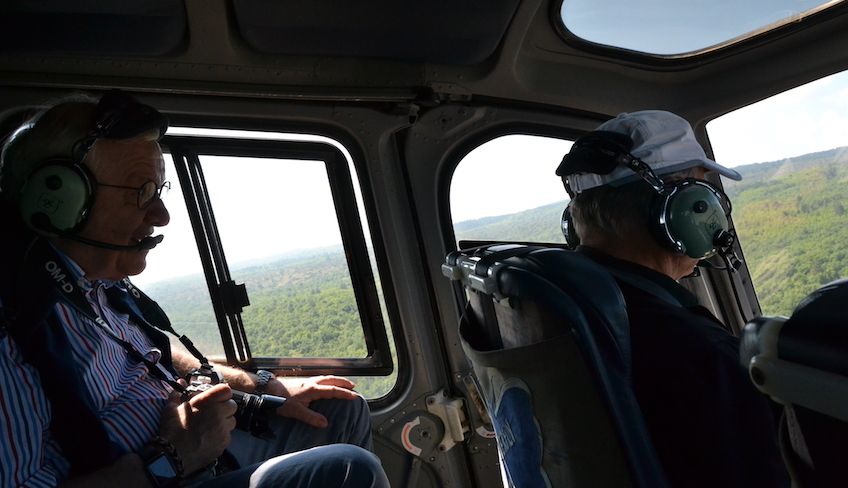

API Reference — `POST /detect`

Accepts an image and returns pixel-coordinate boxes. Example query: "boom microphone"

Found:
[68,233,164,251]
[31,213,165,251]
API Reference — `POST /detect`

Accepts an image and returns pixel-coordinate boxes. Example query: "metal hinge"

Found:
[426,389,470,452]
[219,280,249,314]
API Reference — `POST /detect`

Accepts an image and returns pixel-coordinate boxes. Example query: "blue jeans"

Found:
[190,396,389,488]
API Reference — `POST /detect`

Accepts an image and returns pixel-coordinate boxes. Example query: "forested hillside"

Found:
[457,146,848,316]
[725,147,848,315]
[453,201,568,244]
[147,145,848,398]
[146,249,397,398]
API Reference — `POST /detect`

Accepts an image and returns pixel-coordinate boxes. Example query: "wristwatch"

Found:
[254,369,275,395]
[139,436,183,488]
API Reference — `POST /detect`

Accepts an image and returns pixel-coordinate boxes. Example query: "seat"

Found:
[741,279,848,488]
[442,244,667,488]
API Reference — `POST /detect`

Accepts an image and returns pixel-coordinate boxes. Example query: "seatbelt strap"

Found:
[5,238,119,475]
[3,236,213,475]
[605,267,684,308]
[112,279,210,365]
[21,238,185,391]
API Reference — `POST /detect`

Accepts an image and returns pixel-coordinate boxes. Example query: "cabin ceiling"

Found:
[1,0,848,124]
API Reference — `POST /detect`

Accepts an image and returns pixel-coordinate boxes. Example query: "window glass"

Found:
[200,155,368,359]
[133,154,222,357]
[451,134,573,243]
[560,0,844,57]
[138,131,398,399]
[707,70,848,316]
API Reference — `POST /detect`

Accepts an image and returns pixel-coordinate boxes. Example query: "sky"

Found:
[561,0,838,55]
[134,69,848,288]
[133,129,371,287]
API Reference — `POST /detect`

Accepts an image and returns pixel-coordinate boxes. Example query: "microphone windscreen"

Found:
[138,235,164,250]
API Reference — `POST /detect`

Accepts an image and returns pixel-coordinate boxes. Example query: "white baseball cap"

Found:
[561,110,742,194]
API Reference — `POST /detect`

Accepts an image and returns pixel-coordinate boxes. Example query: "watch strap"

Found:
[254,369,274,395]
[140,436,184,487]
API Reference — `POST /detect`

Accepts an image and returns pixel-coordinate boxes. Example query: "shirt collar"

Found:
[576,246,699,307]
[49,243,121,292]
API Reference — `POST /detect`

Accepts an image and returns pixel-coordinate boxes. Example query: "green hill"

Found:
[146,248,397,398]
[144,145,848,398]
[457,146,848,316]
[455,201,568,244]
[725,147,848,315]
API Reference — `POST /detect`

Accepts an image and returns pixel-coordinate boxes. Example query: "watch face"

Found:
[148,454,178,483]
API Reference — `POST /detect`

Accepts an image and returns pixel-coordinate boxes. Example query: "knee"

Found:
[313,394,370,423]
[250,445,389,488]
[335,445,389,488]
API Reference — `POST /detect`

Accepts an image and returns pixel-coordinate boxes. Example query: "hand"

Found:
[157,383,237,474]
[266,375,359,428]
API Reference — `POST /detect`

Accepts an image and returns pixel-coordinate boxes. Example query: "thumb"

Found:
[279,402,329,429]
[168,379,188,403]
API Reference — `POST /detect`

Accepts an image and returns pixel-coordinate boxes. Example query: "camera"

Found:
[185,364,286,440]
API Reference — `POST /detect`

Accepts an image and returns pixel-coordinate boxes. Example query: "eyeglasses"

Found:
[97,180,171,209]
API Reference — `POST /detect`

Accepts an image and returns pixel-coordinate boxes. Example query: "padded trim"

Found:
[0,1,186,56]
[781,279,848,376]
[232,0,520,65]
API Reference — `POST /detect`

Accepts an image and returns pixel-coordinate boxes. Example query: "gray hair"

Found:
[570,168,698,242]
[0,94,162,201]
[0,94,99,199]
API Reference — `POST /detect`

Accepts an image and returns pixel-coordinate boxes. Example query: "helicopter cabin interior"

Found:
[2,0,848,487]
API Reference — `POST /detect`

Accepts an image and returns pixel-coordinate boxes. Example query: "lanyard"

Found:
[25,236,205,394]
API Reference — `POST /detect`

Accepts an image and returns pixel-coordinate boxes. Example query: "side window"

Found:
[200,155,366,358]
[707,71,848,316]
[138,132,398,399]
[133,154,222,355]
[450,134,573,243]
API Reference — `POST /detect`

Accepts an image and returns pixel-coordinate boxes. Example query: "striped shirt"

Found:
[0,252,174,487]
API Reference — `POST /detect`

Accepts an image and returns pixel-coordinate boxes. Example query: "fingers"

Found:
[166,378,189,403]
[225,410,237,431]
[279,401,329,428]
[314,376,356,390]
[307,384,360,401]
[224,399,238,418]
[190,383,233,406]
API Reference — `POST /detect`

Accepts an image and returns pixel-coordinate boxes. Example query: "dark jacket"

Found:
[580,247,789,488]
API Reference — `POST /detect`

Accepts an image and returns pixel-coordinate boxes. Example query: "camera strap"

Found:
[21,237,188,392]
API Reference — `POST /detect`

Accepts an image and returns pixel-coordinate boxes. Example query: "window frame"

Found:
[445,126,758,329]
[164,135,393,376]
[551,0,848,64]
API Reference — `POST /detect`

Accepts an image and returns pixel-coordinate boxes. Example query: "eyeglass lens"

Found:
[139,181,170,208]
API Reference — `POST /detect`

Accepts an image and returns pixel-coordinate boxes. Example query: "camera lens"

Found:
[230,390,286,440]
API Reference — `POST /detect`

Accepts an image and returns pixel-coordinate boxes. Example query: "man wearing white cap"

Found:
[557,111,788,487]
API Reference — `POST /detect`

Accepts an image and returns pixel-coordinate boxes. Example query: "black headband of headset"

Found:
[72,90,169,161]
[556,131,634,178]
[556,130,669,196]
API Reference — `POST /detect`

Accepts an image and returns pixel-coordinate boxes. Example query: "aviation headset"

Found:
[557,131,735,260]
[1,91,168,236]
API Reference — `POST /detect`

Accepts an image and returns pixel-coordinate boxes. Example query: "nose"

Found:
[146,196,171,227]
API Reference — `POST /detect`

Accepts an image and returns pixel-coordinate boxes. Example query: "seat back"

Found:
[742,279,848,488]
[442,244,667,488]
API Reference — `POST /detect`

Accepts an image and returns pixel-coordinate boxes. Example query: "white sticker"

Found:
[401,416,423,456]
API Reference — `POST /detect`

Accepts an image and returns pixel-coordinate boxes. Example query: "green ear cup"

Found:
[561,203,580,249]
[663,181,729,259]
[18,162,93,235]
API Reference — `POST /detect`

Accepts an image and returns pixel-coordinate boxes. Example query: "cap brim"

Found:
[701,159,742,181]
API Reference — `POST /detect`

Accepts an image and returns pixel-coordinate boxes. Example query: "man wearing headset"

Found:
[557,111,788,487]
[0,92,389,487]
